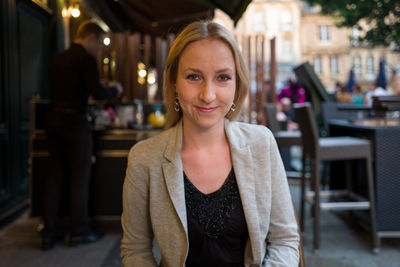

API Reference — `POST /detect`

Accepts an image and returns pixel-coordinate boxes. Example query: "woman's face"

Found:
[175,38,236,132]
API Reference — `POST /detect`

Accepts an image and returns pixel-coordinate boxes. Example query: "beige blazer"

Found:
[121,119,299,267]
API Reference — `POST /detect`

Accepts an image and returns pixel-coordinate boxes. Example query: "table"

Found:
[329,119,400,240]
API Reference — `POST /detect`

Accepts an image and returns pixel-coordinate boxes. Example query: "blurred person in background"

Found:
[277,97,298,131]
[365,82,387,106]
[277,78,306,105]
[335,85,353,103]
[352,84,365,106]
[42,21,122,250]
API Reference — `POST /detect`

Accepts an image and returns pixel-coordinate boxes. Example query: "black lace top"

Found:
[184,168,248,267]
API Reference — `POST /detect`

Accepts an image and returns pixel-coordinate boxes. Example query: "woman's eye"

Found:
[218,74,231,81]
[186,74,200,81]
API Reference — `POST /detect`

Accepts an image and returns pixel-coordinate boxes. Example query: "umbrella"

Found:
[376,57,387,89]
[346,69,355,93]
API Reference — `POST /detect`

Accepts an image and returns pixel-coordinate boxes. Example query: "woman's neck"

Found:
[181,119,228,151]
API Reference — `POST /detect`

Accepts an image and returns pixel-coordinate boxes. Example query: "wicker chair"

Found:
[264,103,302,147]
[294,103,378,253]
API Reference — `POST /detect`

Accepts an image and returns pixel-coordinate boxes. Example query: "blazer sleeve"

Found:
[120,146,158,267]
[264,132,300,266]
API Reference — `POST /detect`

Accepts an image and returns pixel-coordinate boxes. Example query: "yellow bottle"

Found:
[148,104,165,127]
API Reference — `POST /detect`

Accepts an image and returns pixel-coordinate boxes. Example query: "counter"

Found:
[29,128,161,218]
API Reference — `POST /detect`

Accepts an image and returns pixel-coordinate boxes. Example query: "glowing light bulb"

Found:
[103,37,111,46]
[71,8,80,18]
[62,8,69,18]
[103,58,110,64]
[138,69,147,78]
[147,73,156,84]
[138,77,146,85]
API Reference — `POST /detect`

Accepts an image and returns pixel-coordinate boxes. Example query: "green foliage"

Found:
[303,0,400,48]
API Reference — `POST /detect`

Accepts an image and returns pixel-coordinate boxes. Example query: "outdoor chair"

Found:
[264,103,304,180]
[294,103,378,253]
[265,103,302,147]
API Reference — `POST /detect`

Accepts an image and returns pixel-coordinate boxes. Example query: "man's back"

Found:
[50,43,97,112]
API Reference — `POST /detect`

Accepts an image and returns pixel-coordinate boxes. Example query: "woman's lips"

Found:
[196,106,217,113]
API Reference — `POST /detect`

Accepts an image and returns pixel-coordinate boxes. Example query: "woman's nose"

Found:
[199,80,216,103]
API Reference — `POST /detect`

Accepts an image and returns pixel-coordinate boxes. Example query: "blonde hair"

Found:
[163,20,250,129]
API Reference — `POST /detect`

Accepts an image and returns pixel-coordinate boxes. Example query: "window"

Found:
[330,55,339,75]
[318,25,331,43]
[281,10,293,32]
[366,56,375,80]
[353,56,362,77]
[282,39,293,61]
[313,56,322,74]
[366,57,374,75]
[252,10,265,32]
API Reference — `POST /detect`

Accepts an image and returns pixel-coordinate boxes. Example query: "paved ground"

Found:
[290,184,400,267]
[1,182,400,267]
[0,213,122,267]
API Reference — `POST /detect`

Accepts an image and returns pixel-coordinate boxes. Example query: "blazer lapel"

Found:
[226,120,262,263]
[162,121,188,234]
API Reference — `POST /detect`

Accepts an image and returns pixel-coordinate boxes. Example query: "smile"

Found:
[196,106,218,113]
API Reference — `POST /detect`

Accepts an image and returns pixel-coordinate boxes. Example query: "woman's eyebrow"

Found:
[216,68,234,74]
[182,68,202,73]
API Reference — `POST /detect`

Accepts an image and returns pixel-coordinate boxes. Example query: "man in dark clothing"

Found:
[42,21,121,250]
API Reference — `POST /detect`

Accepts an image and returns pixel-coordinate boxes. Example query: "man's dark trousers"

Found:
[43,111,92,236]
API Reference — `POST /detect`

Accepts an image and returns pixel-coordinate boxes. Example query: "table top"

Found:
[329,119,400,130]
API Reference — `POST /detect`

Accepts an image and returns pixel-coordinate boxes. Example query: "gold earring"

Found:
[230,103,236,112]
[174,97,180,112]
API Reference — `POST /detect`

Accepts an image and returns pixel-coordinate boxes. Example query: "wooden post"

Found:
[143,34,151,101]
[98,44,105,80]
[247,35,253,123]
[114,33,127,98]
[255,35,261,124]
[270,37,277,103]
[255,35,266,125]
[128,32,140,100]
[123,32,131,100]
[155,37,167,101]
[259,35,266,125]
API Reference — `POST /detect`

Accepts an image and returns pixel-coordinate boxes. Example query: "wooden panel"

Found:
[0,139,8,203]
[17,1,49,123]
[15,0,49,196]
[128,33,140,100]
[142,34,151,101]
[114,33,126,92]
[0,4,3,126]
[0,0,6,199]
[0,0,55,221]
[155,37,167,101]
[102,32,173,102]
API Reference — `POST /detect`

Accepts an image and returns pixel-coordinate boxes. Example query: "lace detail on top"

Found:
[184,168,240,239]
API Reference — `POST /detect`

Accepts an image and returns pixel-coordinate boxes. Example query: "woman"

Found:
[277,79,306,105]
[352,84,365,106]
[121,21,299,267]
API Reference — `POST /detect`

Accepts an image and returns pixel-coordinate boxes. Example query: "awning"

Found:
[83,0,251,35]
